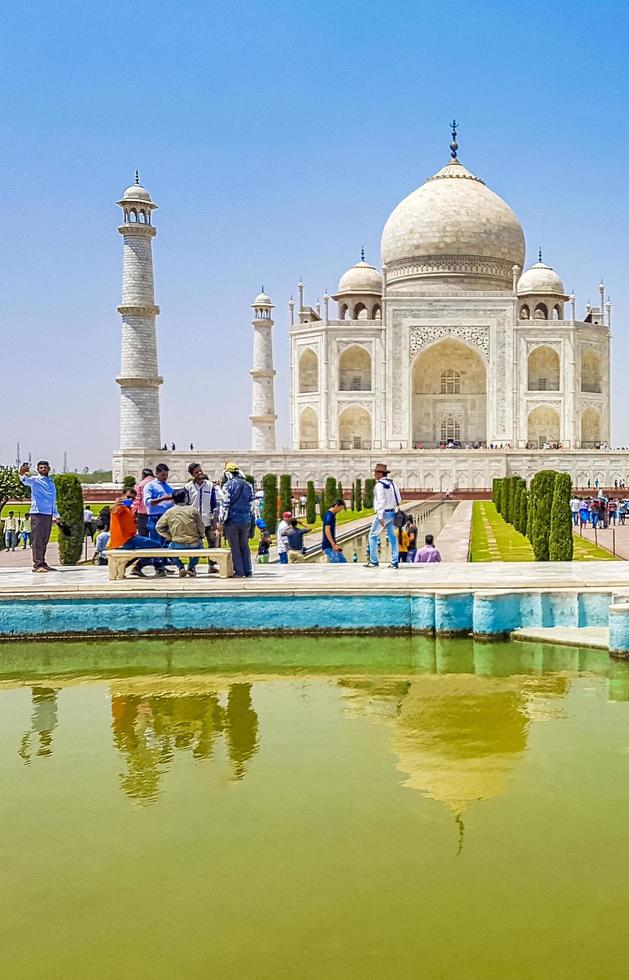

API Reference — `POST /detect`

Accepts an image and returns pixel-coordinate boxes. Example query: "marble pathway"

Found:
[2,559,629,599]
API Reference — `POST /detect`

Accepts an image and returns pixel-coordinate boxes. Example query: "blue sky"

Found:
[2,0,629,469]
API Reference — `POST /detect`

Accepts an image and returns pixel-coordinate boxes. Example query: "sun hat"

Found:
[374,463,390,474]
[224,461,239,473]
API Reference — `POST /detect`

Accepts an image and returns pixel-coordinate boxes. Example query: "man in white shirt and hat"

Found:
[365,463,402,569]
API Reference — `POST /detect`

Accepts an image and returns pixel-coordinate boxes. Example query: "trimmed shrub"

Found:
[529,470,557,561]
[492,478,499,508]
[319,495,326,521]
[364,478,375,509]
[350,484,355,511]
[279,474,292,517]
[262,474,278,535]
[502,477,511,524]
[513,478,526,533]
[337,481,343,505]
[54,474,85,565]
[494,478,502,515]
[324,477,338,511]
[519,488,529,538]
[123,475,136,492]
[245,474,255,486]
[549,473,574,561]
[355,478,363,511]
[306,481,317,525]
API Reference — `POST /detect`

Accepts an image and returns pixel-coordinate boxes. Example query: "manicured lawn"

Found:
[471,501,617,562]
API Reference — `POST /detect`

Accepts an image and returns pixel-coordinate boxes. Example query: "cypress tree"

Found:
[549,473,574,561]
[519,487,529,538]
[306,481,317,525]
[54,474,85,565]
[364,478,375,509]
[494,478,502,515]
[279,474,292,516]
[492,478,499,507]
[513,480,523,532]
[245,474,255,486]
[355,478,363,511]
[350,484,355,511]
[262,473,278,535]
[503,477,511,524]
[324,477,338,510]
[319,495,326,521]
[337,481,343,505]
[123,475,136,491]
[530,470,557,561]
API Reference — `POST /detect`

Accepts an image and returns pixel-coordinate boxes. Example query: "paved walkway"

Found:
[577,521,627,559]
[0,540,96,569]
[3,559,629,599]
[434,501,472,562]
[512,626,609,650]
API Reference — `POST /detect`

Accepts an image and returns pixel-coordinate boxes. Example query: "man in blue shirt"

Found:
[321,498,347,563]
[142,463,174,543]
[19,461,60,572]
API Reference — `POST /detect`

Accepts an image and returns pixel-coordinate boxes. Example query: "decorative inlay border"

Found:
[409,325,490,359]
[386,254,514,284]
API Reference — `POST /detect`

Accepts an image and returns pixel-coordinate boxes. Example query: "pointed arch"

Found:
[299,349,319,393]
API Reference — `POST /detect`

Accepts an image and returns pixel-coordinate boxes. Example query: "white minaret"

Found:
[116,173,162,450]
[250,289,277,451]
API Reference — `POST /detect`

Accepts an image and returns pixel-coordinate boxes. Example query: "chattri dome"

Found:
[380,158,525,286]
[336,259,383,296]
[122,181,153,203]
[517,260,565,297]
[253,290,273,307]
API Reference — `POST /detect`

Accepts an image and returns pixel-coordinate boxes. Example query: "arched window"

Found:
[299,349,319,393]
[129,208,138,222]
[440,416,461,443]
[553,304,562,320]
[339,304,349,321]
[372,304,381,319]
[527,345,560,391]
[440,369,461,394]
[520,304,530,320]
[339,345,372,391]
[353,302,367,320]
[139,210,146,223]
[339,406,372,450]
[581,350,602,393]
[299,407,318,449]
[534,303,548,320]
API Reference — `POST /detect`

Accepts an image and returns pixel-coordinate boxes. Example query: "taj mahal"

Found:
[112,128,621,491]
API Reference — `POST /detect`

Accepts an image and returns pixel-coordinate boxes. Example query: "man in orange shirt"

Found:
[108,490,166,578]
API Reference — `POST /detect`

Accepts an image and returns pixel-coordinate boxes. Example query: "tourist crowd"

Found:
[570,492,629,529]
[13,458,441,576]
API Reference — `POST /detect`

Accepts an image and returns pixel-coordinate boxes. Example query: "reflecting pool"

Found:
[1,635,629,978]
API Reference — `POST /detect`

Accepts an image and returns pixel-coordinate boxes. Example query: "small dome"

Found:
[122,182,152,203]
[253,291,273,307]
[517,261,565,297]
[336,260,383,296]
[381,158,525,284]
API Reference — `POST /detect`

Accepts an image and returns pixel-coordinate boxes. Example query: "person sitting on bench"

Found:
[156,488,206,578]
[108,490,167,578]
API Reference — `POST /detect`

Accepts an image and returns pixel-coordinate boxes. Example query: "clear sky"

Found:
[2,0,629,470]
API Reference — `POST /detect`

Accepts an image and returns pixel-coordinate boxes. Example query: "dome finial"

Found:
[538,246,543,263]
[135,170,140,185]
[360,245,365,262]
[449,118,459,159]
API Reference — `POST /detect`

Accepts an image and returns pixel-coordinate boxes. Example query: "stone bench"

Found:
[106,548,233,581]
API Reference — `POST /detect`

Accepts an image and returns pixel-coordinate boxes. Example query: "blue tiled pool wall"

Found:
[0,589,618,639]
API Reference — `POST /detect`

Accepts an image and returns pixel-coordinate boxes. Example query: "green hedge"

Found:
[549,473,574,561]
[306,481,317,525]
[529,470,557,561]
[355,478,363,511]
[262,474,278,535]
[519,488,529,537]
[279,474,292,516]
[364,479,375,509]
[324,477,338,511]
[54,474,85,565]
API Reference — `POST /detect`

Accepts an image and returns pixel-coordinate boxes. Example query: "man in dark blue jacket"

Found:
[218,462,254,578]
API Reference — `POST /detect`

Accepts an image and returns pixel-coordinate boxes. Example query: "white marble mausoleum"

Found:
[113,131,620,491]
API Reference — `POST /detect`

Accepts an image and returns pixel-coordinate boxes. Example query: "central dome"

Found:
[381,158,525,288]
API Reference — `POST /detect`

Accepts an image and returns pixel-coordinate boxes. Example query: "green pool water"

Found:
[2,635,629,979]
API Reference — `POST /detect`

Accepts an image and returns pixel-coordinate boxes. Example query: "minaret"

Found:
[116,173,162,450]
[250,289,277,451]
